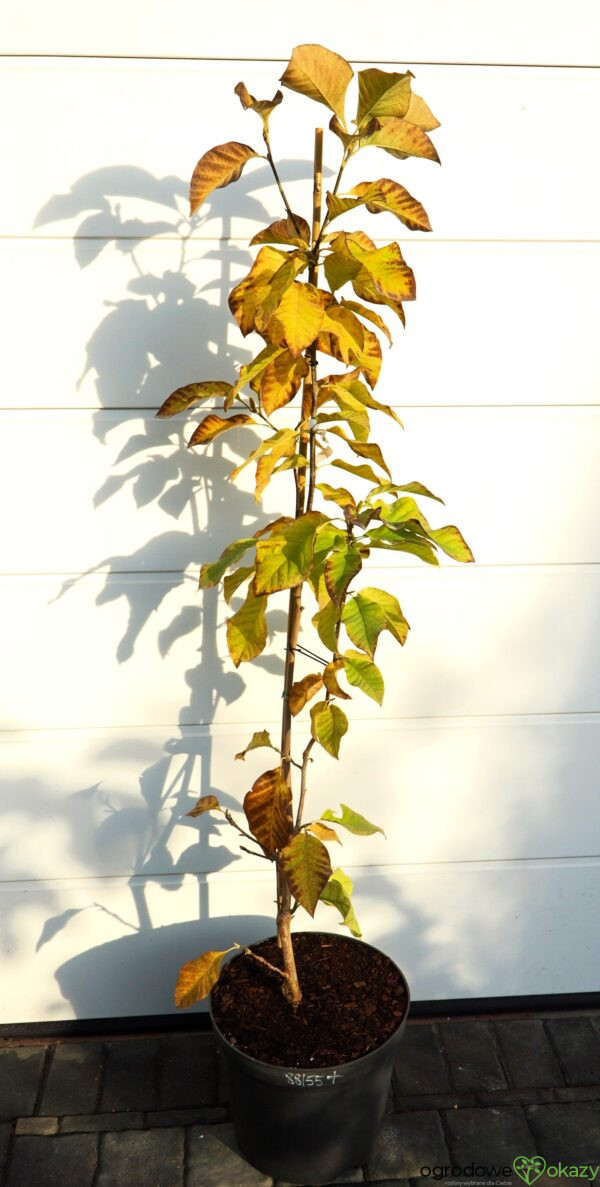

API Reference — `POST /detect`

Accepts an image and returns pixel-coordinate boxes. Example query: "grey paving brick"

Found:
[475,1087,555,1106]
[186,1123,272,1186]
[60,1110,144,1132]
[100,1038,159,1112]
[5,1133,97,1187]
[443,1104,533,1162]
[0,1046,46,1120]
[146,1105,228,1126]
[555,1085,600,1102]
[526,1102,600,1160]
[158,1033,217,1109]
[0,1122,12,1170]
[393,1025,451,1098]
[277,1166,364,1185]
[545,1018,600,1086]
[15,1117,58,1135]
[494,1020,565,1089]
[394,1093,476,1112]
[39,1042,103,1115]
[440,1022,508,1092]
[364,1112,449,1180]
[97,1127,184,1187]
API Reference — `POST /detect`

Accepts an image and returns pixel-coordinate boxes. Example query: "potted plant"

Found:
[157,43,473,1184]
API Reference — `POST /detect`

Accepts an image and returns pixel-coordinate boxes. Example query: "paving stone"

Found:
[544,1018,600,1086]
[494,1020,565,1089]
[364,1112,449,1180]
[0,1046,47,1120]
[60,1111,144,1132]
[158,1033,218,1108]
[186,1123,272,1186]
[39,1042,104,1115]
[0,1122,12,1170]
[475,1087,555,1106]
[526,1102,600,1160]
[15,1117,58,1135]
[443,1104,533,1162]
[394,1092,476,1112]
[393,1025,452,1098]
[146,1105,228,1126]
[440,1022,508,1092]
[100,1038,159,1112]
[5,1133,97,1187]
[97,1127,184,1187]
[555,1085,600,1101]
[276,1167,364,1185]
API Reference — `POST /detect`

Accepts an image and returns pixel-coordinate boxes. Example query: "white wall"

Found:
[2,2,600,1022]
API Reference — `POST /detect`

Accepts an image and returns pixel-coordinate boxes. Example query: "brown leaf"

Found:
[186,795,222,818]
[234,82,283,123]
[289,672,324,717]
[190,142,259,215]
[157,381,233,418]
[187,413,255,447]
[307,821,342,844]
[260,350,309,415]
[250,215,311,248]
[243,769,292,855]
[323,660,351,700]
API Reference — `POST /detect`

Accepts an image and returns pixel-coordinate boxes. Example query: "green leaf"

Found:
[289,672,324,717]
[312,600,340,652]
[351,586,410,650]
[235,730,280,761]
[341,592,385,657]
[342,650,384,704]
[281,832,332,916]
[321,802,385,837]
[254,511,326,595]
[280,43,353,125]
[156,381,233,418]
[428,525,475,563]
[187,413,256,447]
[320,867,361,937]
[324,542,363,605]
[190,142,259,215]
[223,565,254,603]
[226,585,268,667]
[200,538,256,588]
[368,480,443,504]
[186,795,222,818]
[366,525,440,565]
[175,945,238,1008]
[310,701,348,759]
[243,768,292,855]
[356,68,413,126]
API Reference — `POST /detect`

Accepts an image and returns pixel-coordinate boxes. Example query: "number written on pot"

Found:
[284,1071,343,1087]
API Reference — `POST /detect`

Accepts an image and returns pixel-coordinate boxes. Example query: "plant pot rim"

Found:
[209,930,410,1076]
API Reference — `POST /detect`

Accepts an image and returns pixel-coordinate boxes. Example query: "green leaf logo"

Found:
[513,1157,546,1185]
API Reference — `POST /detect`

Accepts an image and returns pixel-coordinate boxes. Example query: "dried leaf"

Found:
[187,413,255,448]
[190,142,259,215]
[186,795,222,818]
[281,43,353,125]
[243,768,292,855]
[289,672,324,716]
[157,381,233,418]
[235,730,280,761]
[175,946,238,1008]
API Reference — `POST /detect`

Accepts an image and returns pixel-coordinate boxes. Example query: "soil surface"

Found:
[211,933,408,1067]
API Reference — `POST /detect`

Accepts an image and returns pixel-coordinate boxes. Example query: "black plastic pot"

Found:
[210,934,410,1185]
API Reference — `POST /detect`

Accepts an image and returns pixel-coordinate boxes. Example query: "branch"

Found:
[224,809,260,847]
[243,947,286,980]
[294,737,316,829]
[263,131,304,237]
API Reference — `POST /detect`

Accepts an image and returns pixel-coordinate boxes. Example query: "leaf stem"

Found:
[243,947,286,980]
[263,130,304,237]
[294,737,316,829]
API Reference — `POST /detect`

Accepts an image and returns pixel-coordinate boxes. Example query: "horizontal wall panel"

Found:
[2,566,600,730]
[4,240,599,413]
[2,405,600,571]
[1,717,599,883]
[2,61,599,240]
[2,859,598,1022]
[4,1,600,66]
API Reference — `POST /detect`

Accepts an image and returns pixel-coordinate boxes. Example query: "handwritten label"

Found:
[284,1071,343,1087]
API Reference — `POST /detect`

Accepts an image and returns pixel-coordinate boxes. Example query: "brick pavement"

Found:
[0,1010,598,1187]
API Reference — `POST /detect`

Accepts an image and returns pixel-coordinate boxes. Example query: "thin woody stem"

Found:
[223,809,261,847]
[243,947,286,980]
[294,737,316,829]
[263,132,304,238]
[313,146,349,255]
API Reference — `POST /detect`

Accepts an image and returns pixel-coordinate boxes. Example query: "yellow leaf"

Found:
[251,215,310,248]
[320,867,361,936]
[324,542,363,605]
[260,350,309,415]
[186,795,222,818]
[307,821,342,844]
[254,429,297,500]
[230,344,284,403]
[226,586,268,667]
[340,299,393,346]
[234,82,283,125]
[268,282,325,357]
[323,659,351,700]
[281,832,332,916]
[175,946,238,1008]
[223,565,253,603]
[157,381,233,418]
[406,91,441,131]
[312,600,340,652]
[199,537,256,588]
[362,117,440,164]
[310,701,348,759]
[229,247,288,336]
[243,768,292,854]
[187,413,255,448]
[235,730,279,761]
[315,482,356,512]
[351,328,383,388]
[350,178,432,233]
[280,43,353,125]
[254,511,326,595]
[289,672,324,717]
[190,142,259,215]
[320,305,365,363]
[343,649,384,704]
